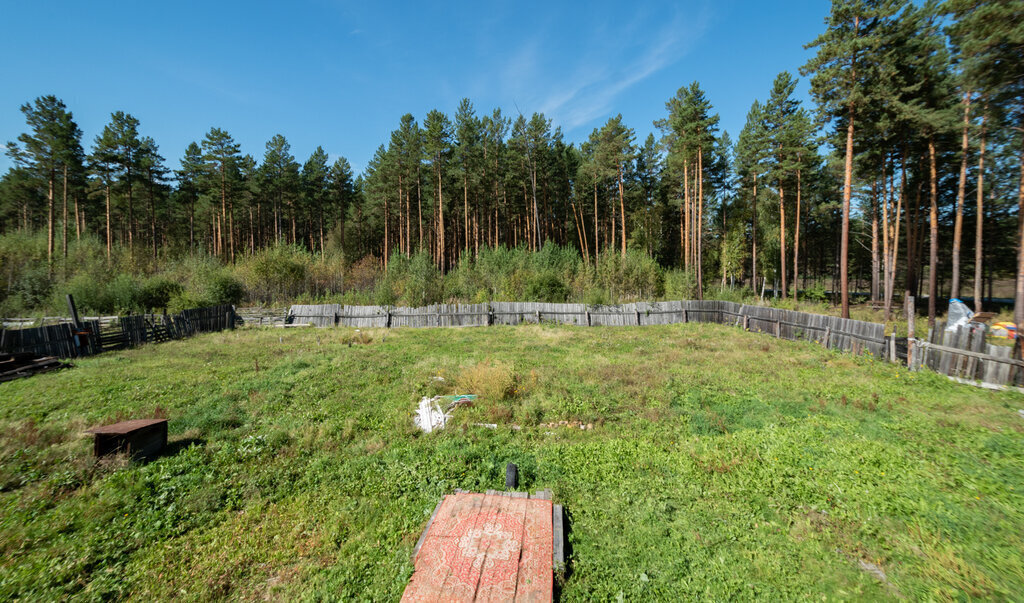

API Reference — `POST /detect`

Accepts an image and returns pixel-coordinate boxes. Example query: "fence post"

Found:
[585,310,591,327]
[635,310,641,326]
[823,326,831,348]
[682,309,688,323]
[536,310,541,324]
[742,314,749,331]
[775,319,781,338]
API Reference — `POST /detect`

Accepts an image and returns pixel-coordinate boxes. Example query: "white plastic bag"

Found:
[946,298,974,332]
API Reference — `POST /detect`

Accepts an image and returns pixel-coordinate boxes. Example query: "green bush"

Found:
[138,277,184,311]
[664,269,697,300]
[241,244,310,303]
[204,273,245,306]
[596,249,664,300]
[801,283,829,303]
[378,252,442,307]
[525,272,570,303]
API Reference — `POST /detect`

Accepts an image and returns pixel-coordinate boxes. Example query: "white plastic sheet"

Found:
[946,299,974,332]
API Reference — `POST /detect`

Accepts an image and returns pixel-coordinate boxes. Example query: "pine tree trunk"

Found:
[1014,138,1024,358]
[531,161,540,251]
[618,164,626,258]
[150,180,157,261]
[928,134,939,328]
[951,92,970,300]
[229,199,235,263]
[840,106,854,319]
[678,196,684,269]
[870,180,879,304]
[105,183,112,261]
[697,147,704,300]
[609,188,615,257]
[889,159,903,323]
[397,176,404,256]
[290,203,296,247]
[47,172,54,265]
[793,167,801,302]
[62,165,68,261]
[779,181,787,300]
[417,173,423,253]
[219,164,226,258]
[904,152,917,311]
[593,181,599,265]
[752,172,758,290]
[74,192,81,241]
[683,158,690,270]
[974,112,986,312]
[384,193,390,268]
[438,168,444,271]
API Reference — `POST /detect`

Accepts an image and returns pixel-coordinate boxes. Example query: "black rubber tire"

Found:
[505,463,518,489]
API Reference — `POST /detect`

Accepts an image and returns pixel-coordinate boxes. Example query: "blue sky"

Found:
[0,0,830,177]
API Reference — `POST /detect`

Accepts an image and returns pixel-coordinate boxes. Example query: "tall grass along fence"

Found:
[286,300,1022,388]
[0,304,238,359]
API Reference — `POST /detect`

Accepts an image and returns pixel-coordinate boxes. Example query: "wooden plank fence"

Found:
[0,304,237,360]
[907,321,1021,388]
[285,299,890,359]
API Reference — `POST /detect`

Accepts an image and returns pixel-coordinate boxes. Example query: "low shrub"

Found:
[456,360,516,401]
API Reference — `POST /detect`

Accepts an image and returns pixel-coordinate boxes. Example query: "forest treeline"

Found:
[1,0,1022,330]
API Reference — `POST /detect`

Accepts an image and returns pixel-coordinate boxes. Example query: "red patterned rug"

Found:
[402,492,554,602]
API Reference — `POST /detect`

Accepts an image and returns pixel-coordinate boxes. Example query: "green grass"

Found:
[1,323,1022,600]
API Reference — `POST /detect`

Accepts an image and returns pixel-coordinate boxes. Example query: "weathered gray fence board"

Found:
[288,304,341,327]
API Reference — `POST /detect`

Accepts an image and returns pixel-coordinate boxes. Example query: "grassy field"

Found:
[1,323,1022,600]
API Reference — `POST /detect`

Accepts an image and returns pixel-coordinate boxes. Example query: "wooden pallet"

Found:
[403,489,563,602]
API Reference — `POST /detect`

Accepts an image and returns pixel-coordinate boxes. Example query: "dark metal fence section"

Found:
[0,304,237,359]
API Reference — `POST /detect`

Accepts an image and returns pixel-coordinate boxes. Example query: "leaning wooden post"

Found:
[775,319,781,338]
[742,314,749,331]
[823,326,831,348]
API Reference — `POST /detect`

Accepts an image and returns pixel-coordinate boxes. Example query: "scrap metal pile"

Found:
[0,353,69,383]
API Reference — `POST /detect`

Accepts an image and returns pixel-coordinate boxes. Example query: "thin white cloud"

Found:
[496,7,710,132]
